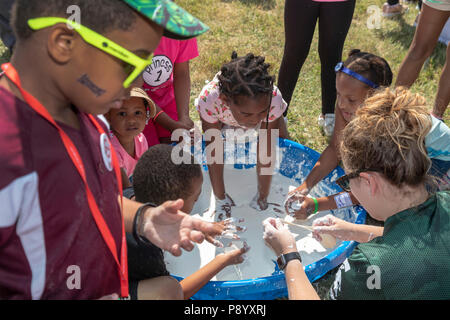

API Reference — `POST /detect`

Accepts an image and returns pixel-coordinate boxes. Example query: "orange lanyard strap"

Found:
[1,63,129,298]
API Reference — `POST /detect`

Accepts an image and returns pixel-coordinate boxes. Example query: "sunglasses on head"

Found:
[335,168,380,192]
[28,17,154,89]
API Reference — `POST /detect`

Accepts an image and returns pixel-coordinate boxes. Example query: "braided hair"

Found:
[344,49,393,88]
[218,52,274,105]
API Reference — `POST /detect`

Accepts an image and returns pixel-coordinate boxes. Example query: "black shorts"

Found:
[126,233,170,300]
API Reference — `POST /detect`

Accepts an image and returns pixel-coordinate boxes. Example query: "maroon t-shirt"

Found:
[0,86,123,299]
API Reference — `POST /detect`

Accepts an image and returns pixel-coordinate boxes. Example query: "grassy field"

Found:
[1,0,448,153]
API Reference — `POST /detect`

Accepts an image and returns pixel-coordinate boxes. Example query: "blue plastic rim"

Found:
[173,138,367,300]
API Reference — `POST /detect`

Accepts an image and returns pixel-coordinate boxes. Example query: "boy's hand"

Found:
[220,242,250,267]
[141,199,224,256]
[312,214,356,242]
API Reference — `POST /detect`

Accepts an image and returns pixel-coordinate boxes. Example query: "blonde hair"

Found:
[340,87,433,188]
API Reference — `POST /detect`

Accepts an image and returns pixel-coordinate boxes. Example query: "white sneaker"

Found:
[382,3,409,18]
[214,193,236,221]
[318,114,325,128]
[323,113,335,137]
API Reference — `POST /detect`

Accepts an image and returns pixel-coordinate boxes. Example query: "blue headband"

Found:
[335,62,379,89]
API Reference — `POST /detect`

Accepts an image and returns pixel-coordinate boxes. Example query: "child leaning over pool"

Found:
[263,88,450,300]
[126,144,249,300]
[285,49,450,219]
[195,52,289,221]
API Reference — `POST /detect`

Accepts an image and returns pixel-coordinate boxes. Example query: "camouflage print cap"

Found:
[122,0,209,39]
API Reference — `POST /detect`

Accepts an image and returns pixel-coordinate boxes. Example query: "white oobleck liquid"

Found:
[164,145,359,281]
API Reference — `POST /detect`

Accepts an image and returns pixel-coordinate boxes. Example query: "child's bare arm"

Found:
[173,60,194,129]
[253,118,278,210]
[202,119,227,199]
[292,106,346,196]
[179,244,249,300]
[288,192,359,220]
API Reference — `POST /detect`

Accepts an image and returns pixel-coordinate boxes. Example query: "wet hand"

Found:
[221,242,250,266]
[141,199,224,256]
[262,217,297,256]
[284,187,313,220]
[312,214,356,242]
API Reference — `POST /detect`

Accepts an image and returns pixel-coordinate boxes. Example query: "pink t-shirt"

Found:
[195,73,287,128]
[142,37,199,109]
[110,133,148,177]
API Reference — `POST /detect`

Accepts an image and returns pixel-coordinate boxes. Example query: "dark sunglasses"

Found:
[335,168,380,192]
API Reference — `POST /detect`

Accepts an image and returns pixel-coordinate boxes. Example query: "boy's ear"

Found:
[46,25,77,64]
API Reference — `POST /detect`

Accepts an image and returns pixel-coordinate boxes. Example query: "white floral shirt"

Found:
[195,73,287,128]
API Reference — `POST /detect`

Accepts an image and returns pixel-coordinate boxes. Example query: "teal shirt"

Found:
[426,116,450,161]
[330,191,450,300]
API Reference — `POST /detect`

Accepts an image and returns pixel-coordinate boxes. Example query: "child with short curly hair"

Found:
[195,52,289,220]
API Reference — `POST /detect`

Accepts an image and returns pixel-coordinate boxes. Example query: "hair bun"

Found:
[349,49,361,57]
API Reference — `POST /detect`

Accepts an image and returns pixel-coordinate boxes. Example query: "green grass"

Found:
[0,41,10,65]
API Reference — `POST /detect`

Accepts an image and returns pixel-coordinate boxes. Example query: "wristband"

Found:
[152,110,164,122]
[334,192,353,209]
[311,197,319,214]
[132,202,158,247]
[431,112,444,122]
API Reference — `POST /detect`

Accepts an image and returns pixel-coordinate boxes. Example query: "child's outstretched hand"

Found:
[220,242,250,267]
[205,218,247,247]
[141,199,225,256]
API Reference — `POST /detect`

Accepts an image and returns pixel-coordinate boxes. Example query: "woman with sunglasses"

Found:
[264,87,450,299]
[285,49,450,219]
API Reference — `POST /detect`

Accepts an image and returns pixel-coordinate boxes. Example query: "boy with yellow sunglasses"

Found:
[0,0,228,300]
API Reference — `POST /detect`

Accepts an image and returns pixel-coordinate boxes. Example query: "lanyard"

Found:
[1,63,129,298]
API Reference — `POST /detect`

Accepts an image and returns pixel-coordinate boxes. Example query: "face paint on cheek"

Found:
[77,74,106,97]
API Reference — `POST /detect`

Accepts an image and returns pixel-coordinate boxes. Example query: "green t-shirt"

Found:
[330,191,450,300]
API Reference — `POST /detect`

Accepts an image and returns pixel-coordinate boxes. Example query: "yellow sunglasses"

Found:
[28,17,153,88]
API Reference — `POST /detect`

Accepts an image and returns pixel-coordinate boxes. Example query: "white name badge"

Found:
[100,133,113,172]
